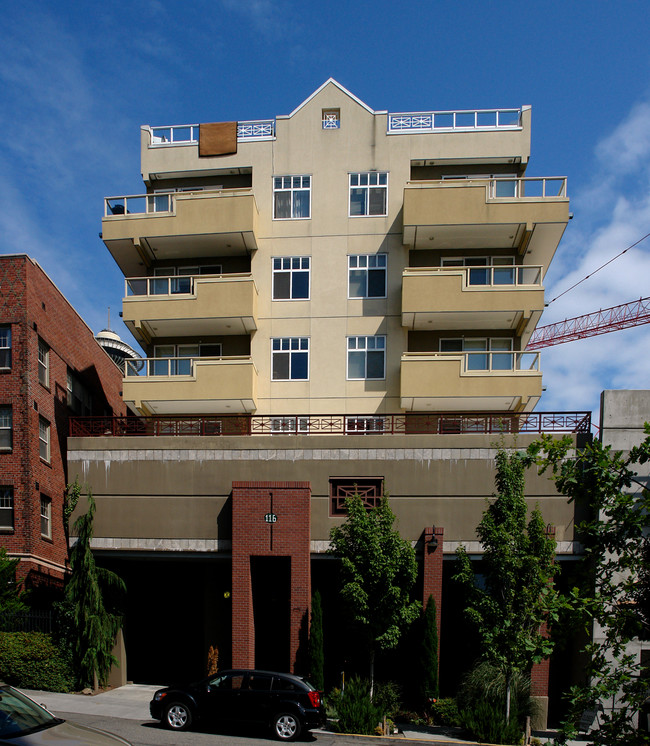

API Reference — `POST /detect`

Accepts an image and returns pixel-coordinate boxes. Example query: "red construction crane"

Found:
[527,296,650,350]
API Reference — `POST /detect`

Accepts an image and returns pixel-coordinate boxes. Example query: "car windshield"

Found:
[0,686,59,737]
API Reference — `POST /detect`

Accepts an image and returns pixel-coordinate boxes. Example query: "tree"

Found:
[66,488,126,688]
[420,595,439,703]
[454,448,560,722]
[329,494,420,690]
[526,429,650,746]
[307,590,325,691]
[0,547,28,616]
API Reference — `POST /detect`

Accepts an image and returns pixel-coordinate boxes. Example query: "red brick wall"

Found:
[0,255,125,589]
[422,526,444,663]
[231,481,311,671]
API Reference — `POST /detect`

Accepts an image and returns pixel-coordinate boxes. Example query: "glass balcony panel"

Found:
[468,268,489,285]
[433,113,454,129]
[467,353,489,370]
[150,278,169,295]
[126,279,147,296]
[518,267,541,284]
[493,267,515,285]
[491,352,514,371]
[172,126,193,142]
[477,111,497,127]
[494,180,517,197]
[455,112,476,128]
[497,110,520,126]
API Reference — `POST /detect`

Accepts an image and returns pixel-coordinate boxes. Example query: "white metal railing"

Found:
[388,108,522,133]
[125,355,250,378]
[148,120,275,146]
[405,351,540,373]
[105,193,173,217]
[488,177,567,198]
[405,265,543,287]
[124,273,251,297]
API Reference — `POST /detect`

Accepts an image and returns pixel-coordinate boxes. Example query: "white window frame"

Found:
[270,416,310,434]
[38,338,49,387]
[349,172,388,217]
[440,337,514,371]
[0,486,13,531]
[347,336,386,380]
[271,337,310,381]
[348,254,387,299]
[272,257,311,301]
[39,417,50,462]
[273,175,311,220]
[345,416,387,433]
[152,343,222,376]
[0,407,11,451]
[0,326,10,369]
[40,495,52,539]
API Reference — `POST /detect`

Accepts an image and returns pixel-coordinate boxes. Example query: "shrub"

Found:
[430,697,461,727]
[0,631,74,692]
[373,680,402,719]
[460,699,523,745]
[330,677,382,735]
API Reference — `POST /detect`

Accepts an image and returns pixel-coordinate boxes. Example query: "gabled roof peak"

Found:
[285,78,376,119]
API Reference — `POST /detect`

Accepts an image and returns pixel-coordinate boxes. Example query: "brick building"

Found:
[0,254,125,594]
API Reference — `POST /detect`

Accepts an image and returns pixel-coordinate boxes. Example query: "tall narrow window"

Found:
[271,338,309,380]
[0,486,13,531]
[40,495,52,538]
[347,336,386,380]
[349,172,388,216]
[273,176,311,219]
[348,255,387,298]
[272,257,310,300]
[38,338,49,387]
[39,417,50,462]
[0,407,12,451]
[0,326,11,369]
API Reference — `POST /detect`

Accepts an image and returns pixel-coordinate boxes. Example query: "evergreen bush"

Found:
[430,697,461,727]
[307,590,324,691]
[0,632,74,692]
[460,699,523,745]
[331,677,382,735]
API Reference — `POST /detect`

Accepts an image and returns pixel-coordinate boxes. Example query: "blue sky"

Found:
[1,0,649,423]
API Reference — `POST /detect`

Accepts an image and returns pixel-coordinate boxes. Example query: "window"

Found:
[345,416,387,433]
[0,407,12,451]
[38,339,49,387]
[322,109,340,129]
[148,265,223,295]
[330,477,384,515]
[152,344,222,376]
[0,326,10,368]
[348,255,387,298]
[271,338,309,380]
[272,257,310,300]
[440,338,513,371]
[349,172,388,216]
[441,256,515,285]
[67,370,92,416]
[347,336,386,380]
[0,486,13,530]
[273,176,311,219]
[40,495,51,539]
[38,417,50,462]
[270,416,310,434]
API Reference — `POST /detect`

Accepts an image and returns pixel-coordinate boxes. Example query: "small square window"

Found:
[0,486,13,530]
[272,257,310,300]
[273,176,311,219]
[348,255,387,298]
[322,109,340,129]
[347,336,386,380]
[271,337,309,380]
[40,495,52,538]
[349,172,388,217]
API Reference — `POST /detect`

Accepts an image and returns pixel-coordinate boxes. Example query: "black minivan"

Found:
[150,669,325,740]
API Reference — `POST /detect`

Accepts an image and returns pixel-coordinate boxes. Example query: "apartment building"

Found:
[0,255,125,596]
[70,80,586,722]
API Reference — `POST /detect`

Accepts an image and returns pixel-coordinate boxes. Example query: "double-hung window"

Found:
[273,176,311,219]
[271,338,309,380]
[38,339,49,387]
[348,255,387,298]
[0,407,12,451]
[0,486,13,531]
[349,172,388,216]
[272,257,310,300]
[39,417,50,462]
[40,496,52,539]
[0,326,10,369]
[347,336,386,380]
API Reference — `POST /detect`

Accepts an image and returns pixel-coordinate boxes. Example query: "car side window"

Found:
[210,673,245,690]
[272,676,297,691]
[248,674,272,691]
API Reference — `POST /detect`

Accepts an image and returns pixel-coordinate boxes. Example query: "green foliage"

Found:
[454,448,559,720]
[459,699,523,745]
[0,548,28,616]
[330,677,382,734]
[373,680,402,719]
[457,660,535,721]
[430,697,461,727]
[66,490,126,688]
[328,494,421,682]
[525,428,650,746]
[420,596,439,702]
[307,590,324,691]
[0,631,74,692]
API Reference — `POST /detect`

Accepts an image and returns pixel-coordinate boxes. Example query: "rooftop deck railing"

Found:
[404,265,543,287]
[388,108,522,133]
[69,411,591,438]
[147,120,276,145]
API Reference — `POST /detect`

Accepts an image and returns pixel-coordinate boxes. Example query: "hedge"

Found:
[0,631,75,692]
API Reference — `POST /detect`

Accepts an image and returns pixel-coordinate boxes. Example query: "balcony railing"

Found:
[408,351,540,373]
[404,265,543,287]
[388,108,522,133]
[125,272,251,297]
[105,192,174,217]
[147,120,276,145]
[69,411,591,438]
[125,355,251,377]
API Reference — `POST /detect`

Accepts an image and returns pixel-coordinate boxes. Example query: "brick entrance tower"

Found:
[231,481,311,671]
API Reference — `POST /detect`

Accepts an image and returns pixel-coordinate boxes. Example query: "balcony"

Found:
[102,189,258,277]
[123,356,257,415]
[403,177,569,269]
[400,351,542,412]
[123,273,258,344]
[402,266,544,344]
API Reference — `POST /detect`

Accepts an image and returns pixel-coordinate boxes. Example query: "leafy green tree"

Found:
[454,448,559,722]
[526,429,650,746]
[421,595,439,703]
[307,590,325,691]
[329,494,420,689]
[0,547,28,617]
[66,489,126,688]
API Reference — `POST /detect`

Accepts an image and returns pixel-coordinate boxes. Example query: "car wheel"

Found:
[163,702,193,731]
[273,712,302,741]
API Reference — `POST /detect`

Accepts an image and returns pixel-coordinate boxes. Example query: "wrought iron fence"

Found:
[0,609,52,633]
